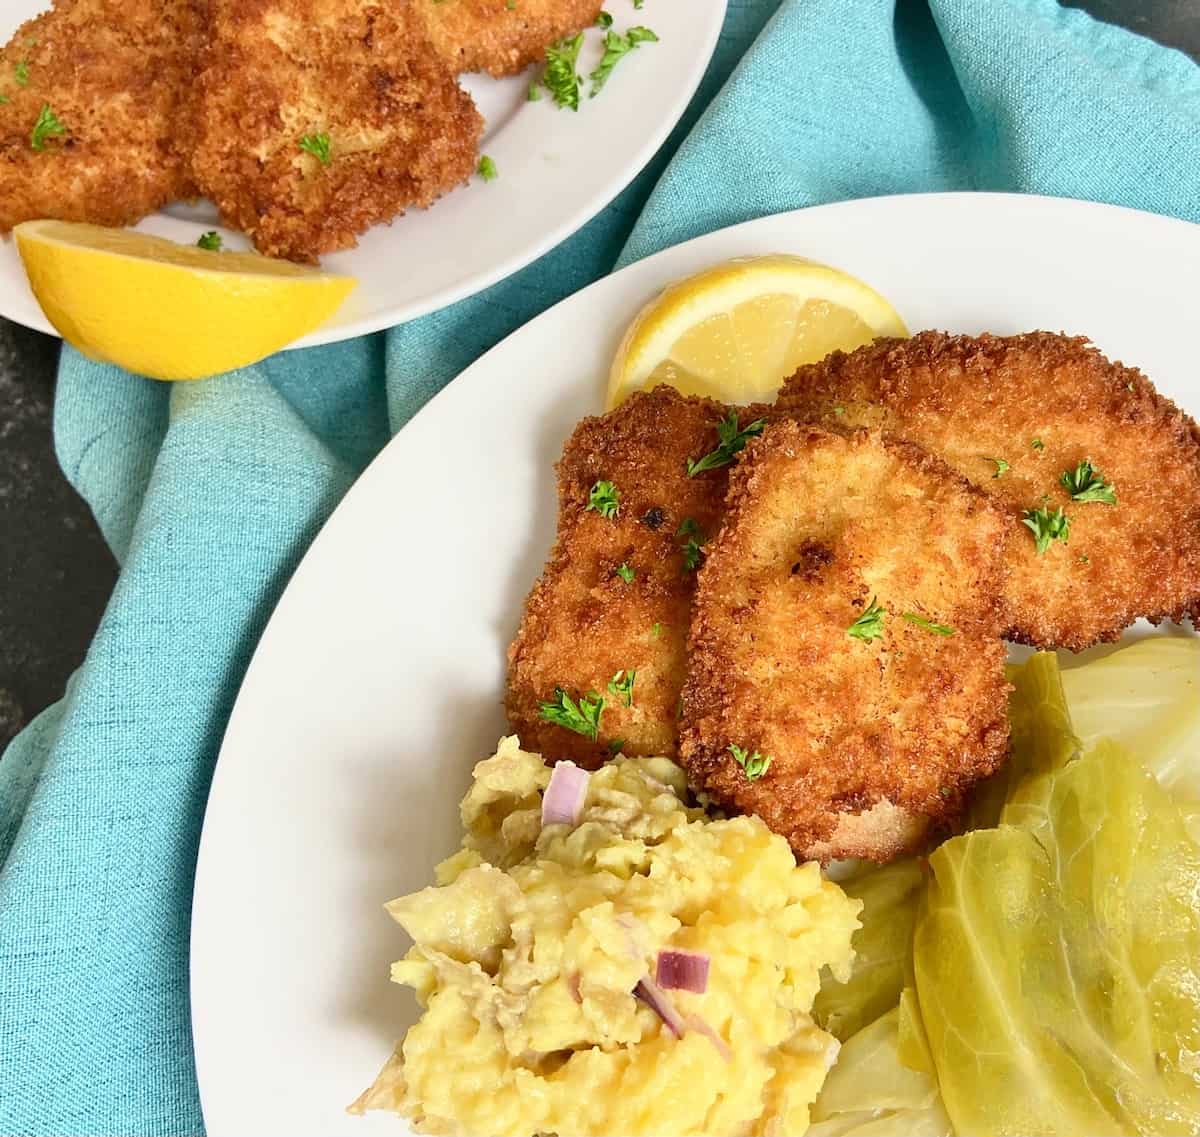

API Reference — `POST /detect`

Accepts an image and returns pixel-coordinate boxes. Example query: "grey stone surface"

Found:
[0,1,1197,755]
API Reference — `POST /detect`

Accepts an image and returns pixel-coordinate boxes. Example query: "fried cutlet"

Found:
[0,0,205,232]
[415,0,603,77]
[190,0,482,262]
[680,423,1011,864]
[507,387,770,768]
[778,332,1200,651]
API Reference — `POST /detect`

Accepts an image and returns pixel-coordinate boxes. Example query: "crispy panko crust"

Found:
[414,0,603,77]
[680,423,1011,864]
[507,387,770,768]
[191,0,482,262]
[778,332,1200,651]
[0,0,206,231]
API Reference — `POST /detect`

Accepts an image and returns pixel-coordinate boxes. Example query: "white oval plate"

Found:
[192,194,1200,1136]
[0,0,724,345]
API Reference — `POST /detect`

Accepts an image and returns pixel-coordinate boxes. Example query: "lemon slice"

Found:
[15,220,356,380]
[607,254,907,408]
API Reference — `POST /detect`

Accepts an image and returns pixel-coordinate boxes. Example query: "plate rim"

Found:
[191,190,1200,1133]
[0,0,728,348]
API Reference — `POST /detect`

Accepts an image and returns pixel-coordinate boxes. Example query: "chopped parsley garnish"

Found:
[607,669,636,707]
[196,231,222,251]
[589,26,659,97]
[298,132,332,165]
[14,60,29,87]
[477,154,498,182]
[527,80,542,101]
[607,738,625,756]
[847,597,885,642]
[0,96,9,105]
[586,479,620,518]
[596,10,613,26]
[633,0,644,8]
[651,622,663,638]
[29,104,65,150]
[543,32,584,110]
[984,456,1009,478]
[615,563,635,584]
[1030,437,1045,451]
[677,518,704,571]
[539,687,604,740]
[901,612,954,636]
[1023,505,1070,555]
[686,411,766,477]
[1060,459,1116,504]
[833,405,845,416]
[505,0,516,8]
[729,743,772,781]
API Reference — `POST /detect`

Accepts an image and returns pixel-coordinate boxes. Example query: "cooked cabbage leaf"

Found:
[809,1007,952,1136]
[915,739,1200,1136]
[967,651,1080,829]
[813,859,924,1042]
[1059,636,1200,835]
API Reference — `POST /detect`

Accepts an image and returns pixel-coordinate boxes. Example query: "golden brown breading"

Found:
[778,332,1200,651]
[680,423,1011,864]
[507,387,770,768]
[0,0,205,231]
[190,0,482,262]
[414,0,603,77]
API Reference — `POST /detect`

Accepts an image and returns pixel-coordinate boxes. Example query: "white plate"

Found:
[0,0,724,346]
[191,194,1200,1136]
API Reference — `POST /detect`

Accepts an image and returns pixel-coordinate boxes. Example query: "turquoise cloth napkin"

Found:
[2,1,1199,1133]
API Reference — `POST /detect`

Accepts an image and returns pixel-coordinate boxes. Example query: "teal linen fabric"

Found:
[1,1,1198,1133]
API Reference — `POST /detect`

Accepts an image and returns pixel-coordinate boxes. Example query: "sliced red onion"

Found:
[541,761,589,827]
[656,949,710,993]
[634,976,686,1038]
[683,1013,732,1062]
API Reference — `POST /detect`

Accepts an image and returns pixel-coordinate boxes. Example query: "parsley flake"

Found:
[596,10,613,26]
[651,622,663,638]
[1023,505,1071,555]
[539,687,604,740]
[729,743,772,781]
[196,231,222,252]
[615,563,635,583]
[586,480,620,519]
[589,26,659,97]
[14,60,29,87]
[0,96,9,105]
[676,518,705,571]
[1060,459,1116,505]
[984,456,1009,478]
[1031,437,1045,451]
[477,154,498,181]
[847,597,885,642]
[527,80,542,101]
[686,411,766,477]
[607,738,625,756]
[505,0,516,8]
[543,32,584,110]
[607,669,636,707]
[298,132,332,165]
[29,104,65,150]
[901,612,954,636]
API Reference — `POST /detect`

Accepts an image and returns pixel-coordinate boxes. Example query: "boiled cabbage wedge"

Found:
[915,738,1200,1136]
[813,859,924,1043]
[808,1007,952,1137]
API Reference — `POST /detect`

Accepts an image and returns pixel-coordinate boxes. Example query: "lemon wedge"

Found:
[607,254,907,408]
[15,220,356,380]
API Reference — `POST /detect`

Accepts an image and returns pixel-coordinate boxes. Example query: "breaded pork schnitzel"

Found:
[0,0,205,231]
[415,0,603,77]
[778,332,1200,651]
[191,0,482,261]
[507,387,770,768]
[680,423,1011,864]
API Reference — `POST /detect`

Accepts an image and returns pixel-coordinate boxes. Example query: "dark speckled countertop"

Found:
[1,0,1198,753]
